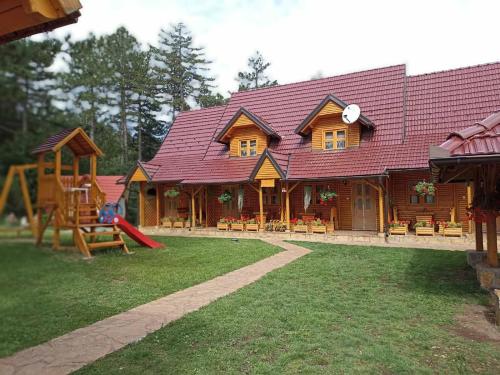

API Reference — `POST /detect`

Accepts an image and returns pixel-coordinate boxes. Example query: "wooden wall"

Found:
[389,171,469,231]
[255,158,281,179]
[311,116,360,150]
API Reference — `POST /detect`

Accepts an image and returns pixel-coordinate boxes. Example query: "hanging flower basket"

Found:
[217,190,232,204]
[164,188,180,198]
[319,190,337,206]
[414,181,436,197]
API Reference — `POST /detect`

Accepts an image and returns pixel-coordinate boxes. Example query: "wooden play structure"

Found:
[0,163,37,235]
[1,128,130,258]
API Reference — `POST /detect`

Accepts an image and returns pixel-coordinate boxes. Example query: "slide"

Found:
[112,214,164,249]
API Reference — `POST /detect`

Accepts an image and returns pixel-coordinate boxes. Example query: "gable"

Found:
[255,158,281,179]
[229,126,268,157]
[130,167,148,182]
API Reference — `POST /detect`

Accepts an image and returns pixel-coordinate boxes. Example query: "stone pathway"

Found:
[0,240,310,375]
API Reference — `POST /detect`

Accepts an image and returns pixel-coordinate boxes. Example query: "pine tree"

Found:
[152,22,214,119]
[60,33,106,140]
[129,49,167,161]
[236,51,278,91]
[197,80,226,108]
[0,38,61,135]
[101,26,144,166]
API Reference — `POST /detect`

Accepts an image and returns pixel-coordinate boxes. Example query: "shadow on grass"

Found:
[401,247,486,301]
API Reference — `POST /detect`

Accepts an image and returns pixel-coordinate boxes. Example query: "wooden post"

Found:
[486,213,498,267]
[475,221,484,251]
[73,156,79,186]
[139,182,145,227]
[205,187,208,228]
[156,183,160,227]
[18,169,36,236]
[378,187,384,233]
[259,182,264,229]
[198,188,203,227]
[466,182,473,234]
[286,182,290,230]
[90,154,97,201]
[191,188,196,228]
[53,150,61,250]
[279,181,283,222]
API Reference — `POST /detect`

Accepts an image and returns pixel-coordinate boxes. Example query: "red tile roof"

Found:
[438,111,500,156]
[96,176,126,202]
[142,62,500,183]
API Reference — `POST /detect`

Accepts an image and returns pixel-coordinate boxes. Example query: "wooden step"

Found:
[79,215,99,221]
[87,240,124,250]
[83,230,121,237]
[78,223,115,228]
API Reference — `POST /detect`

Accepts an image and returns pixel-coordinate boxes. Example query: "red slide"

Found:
[113,215,164,249]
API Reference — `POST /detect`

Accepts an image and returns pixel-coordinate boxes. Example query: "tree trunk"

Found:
[120,87,128,165]
[137,103,142,161]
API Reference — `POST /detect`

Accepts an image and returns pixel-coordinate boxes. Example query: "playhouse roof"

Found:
[32,127,103,157]
[141,62,500,184]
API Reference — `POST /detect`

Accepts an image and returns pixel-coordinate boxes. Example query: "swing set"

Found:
[0,164,37,236]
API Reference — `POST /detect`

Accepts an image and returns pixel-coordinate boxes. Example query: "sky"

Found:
[49,0,500,95]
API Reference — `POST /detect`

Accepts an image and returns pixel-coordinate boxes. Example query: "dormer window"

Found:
[324,129,346,150]
[240,139,257,157]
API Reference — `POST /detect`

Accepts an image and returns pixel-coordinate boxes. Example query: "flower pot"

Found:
[443,227,462,237]
[173,221,184,228]
[231,223,245,231]
[161,220,173,228]
[311,225,327,234]
[415,226,434,236]
[389,225,407,235]
[217,223,229,231]
[246,223,259,231]
[293,224,309,233]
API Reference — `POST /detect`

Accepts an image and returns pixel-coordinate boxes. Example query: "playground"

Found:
[0,127,162,258]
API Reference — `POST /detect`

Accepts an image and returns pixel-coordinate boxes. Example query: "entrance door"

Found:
[352,183,377,231]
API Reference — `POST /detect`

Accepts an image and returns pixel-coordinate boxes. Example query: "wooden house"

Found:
[126,63,500,234]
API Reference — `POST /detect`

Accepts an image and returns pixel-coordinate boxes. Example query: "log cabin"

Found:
[126,63,500,235]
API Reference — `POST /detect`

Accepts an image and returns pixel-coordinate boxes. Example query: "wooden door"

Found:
[221,186,239,218]
[352,183,377,231]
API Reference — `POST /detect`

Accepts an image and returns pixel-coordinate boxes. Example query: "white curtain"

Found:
[304,185,312,213]
[238,187,244,212]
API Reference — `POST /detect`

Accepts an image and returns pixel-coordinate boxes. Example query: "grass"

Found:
[0,236,280,357]
[78,242,500,374]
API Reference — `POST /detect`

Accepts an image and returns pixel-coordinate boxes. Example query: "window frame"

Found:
[239,138,258,157]
[323,128,348,150]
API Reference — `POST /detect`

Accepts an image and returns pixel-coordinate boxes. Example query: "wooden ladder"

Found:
[73,202,130,258]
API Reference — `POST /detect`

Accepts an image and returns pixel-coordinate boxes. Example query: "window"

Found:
[409,182,436,205]
[324,131,334,150]
[239,139,257,157]
[323,129,347,150]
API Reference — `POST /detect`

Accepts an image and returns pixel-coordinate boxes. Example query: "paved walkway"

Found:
[0,240,310,375]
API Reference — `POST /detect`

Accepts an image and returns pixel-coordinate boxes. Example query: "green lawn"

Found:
[0,236,280,357]
[78,242,500,374]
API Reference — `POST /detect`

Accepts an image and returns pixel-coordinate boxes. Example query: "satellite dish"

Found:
[342,104,361,124]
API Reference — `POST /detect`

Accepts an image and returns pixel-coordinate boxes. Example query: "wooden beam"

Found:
[0,166,16,216]
[486,213,498,267]
[466,182,473,234]
[288,182,300,194]
[198,189,203,227]
[378,187,384,233]
[286,182,291,230]
[259,182,264,229]
[18,169,36,237]
[191,188,196,228]
[139,182,145,227]
[156,183,161,227]
[279,181,283,222]
[205,187,208,228]
[73,157,79,186]
[248,183,259,193]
